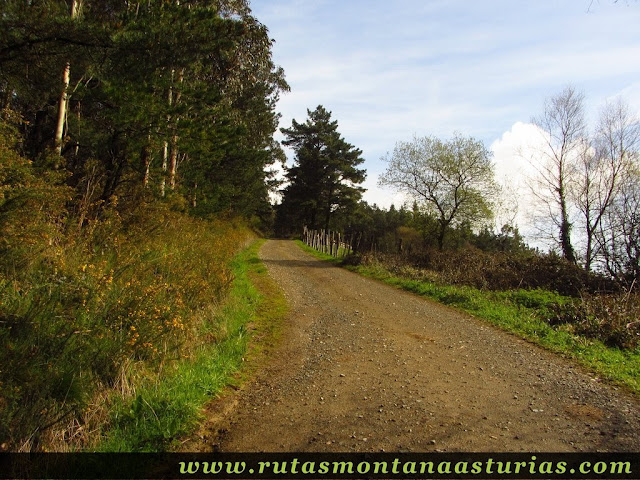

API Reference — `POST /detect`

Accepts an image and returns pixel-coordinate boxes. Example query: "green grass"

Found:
[98,239,287,451]
[295,240,640,395]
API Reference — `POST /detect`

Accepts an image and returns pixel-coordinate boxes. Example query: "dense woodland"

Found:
[1,0,289,220]
[1,0,639,452]
[0,0,289,451]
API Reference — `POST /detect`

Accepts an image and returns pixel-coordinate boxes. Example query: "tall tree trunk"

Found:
[559,185,577,264]
[169,135,178,189]
[161,70,174,196]
[161,141,168,195]
[142,144,151,188]
[53,61,70,157]
[168,69,183,190]
[53,0,81,157]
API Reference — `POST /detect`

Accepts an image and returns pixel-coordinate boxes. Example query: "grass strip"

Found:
[295,240,640,395]
[98,239,286,451]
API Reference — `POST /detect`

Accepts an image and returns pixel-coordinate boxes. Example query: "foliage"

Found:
[550,292,640,350]
[361,247,611,296]
[277,106,366,234]
[0,111,71,278]
[379,133,497,249]
[0,0,288,223]
[98,239,287,452]
[0,0,290,451]
[0,157,251,450]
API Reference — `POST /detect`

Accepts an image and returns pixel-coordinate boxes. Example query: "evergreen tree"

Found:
[0,0,288,221]
[279,105,366,232]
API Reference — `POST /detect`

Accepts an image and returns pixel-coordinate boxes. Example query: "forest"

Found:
[1,0,639,452]
[0,0,289,451]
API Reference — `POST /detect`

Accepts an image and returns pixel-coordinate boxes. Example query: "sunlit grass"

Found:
[98,239,287,451]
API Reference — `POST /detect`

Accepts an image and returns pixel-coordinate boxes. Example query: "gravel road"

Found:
[186,239,640,452]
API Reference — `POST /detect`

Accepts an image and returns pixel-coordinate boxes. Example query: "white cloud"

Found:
[252,0,640,244]
[604,82,640,111]
[362,179,407,210]
[490,122,548,239]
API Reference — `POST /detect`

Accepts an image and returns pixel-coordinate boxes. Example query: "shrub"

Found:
[0,164,250,451]
[352,246,637,350]
[369,246,614,296]
[550,293,640,349]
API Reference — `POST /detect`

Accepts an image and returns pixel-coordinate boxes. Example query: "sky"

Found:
[250,0,640,238]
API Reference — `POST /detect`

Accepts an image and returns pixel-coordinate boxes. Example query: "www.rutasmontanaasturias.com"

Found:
[178,455,633,477]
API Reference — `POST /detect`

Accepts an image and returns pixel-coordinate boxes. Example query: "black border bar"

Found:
[1,452,639,479]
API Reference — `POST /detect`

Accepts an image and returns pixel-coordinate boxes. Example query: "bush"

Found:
[353,246,638,350]
[0,162,250,450]
[550,293,640,349]
[371,246,614,296]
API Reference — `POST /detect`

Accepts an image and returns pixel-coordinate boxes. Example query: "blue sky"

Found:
[250,0,640,217]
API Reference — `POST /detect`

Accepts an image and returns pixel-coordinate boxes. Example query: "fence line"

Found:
[302,226,359,258]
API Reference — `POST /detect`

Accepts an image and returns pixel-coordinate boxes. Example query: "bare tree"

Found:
[530,86,586,263]
[575,98,638,271]
[593,100,640,281]
[599,167,640,282]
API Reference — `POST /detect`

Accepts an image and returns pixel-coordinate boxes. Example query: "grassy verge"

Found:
[295,240,640,395]
[98,239,287,451]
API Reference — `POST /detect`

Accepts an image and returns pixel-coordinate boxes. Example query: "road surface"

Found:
[185,240,640,452]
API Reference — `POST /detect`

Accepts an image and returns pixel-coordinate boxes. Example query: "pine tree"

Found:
[279,105,366,232]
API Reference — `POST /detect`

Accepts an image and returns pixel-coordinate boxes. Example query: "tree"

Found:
[606,168,640,282]
[53,0,82,157]
[0,0,288,221]
[379,133,497,249]
[574,98,636,271]
[593,100,640,281]
[279,106,366,232]
[530,86,586,264]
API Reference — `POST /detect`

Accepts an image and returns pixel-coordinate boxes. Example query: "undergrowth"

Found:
[0,148,252,451]
[98,239,286,451]
[0,119,285,452]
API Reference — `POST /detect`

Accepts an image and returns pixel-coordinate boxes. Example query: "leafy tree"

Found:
[472,224,529,254]
[379,133,497,249]
[279,106,366,232]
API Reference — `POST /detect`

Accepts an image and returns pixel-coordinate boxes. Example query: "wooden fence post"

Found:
[304,228,360,258]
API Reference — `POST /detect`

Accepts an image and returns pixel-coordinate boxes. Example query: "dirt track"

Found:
[186,240,640,452]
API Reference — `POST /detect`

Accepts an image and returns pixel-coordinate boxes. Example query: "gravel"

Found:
[184,240,640,452]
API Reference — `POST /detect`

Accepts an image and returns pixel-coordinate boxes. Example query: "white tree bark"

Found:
[161,70,174,196]
[53,0,82,157]
[531,86,585,264]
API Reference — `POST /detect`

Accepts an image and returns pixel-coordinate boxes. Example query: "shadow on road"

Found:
[260,258,336,269]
